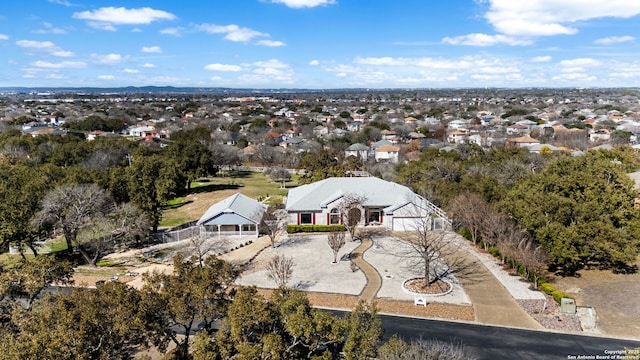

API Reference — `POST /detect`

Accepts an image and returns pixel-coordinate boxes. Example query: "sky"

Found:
[1,0,640,89]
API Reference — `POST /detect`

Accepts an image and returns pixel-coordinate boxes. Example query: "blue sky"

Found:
[2,0,640,88]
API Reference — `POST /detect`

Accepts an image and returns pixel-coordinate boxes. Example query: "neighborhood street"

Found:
[363,312,640,360]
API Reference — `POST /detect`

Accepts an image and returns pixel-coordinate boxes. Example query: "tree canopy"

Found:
[500,153,640,273]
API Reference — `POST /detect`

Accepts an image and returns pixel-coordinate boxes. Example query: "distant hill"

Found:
[0,86,372,94]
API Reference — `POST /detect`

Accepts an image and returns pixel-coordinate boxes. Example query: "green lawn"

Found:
[160,171,298,228]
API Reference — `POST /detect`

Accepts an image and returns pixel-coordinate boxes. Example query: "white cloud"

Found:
[32,22,67,35]
[122,68,140,73]
[45,73,65,79]
[141,63,156,68]
[253,59,289,69]
[16,40,74,57]
[234,59,294,84]
[142,46,162,53]
[196,24,266,42]
[204,63,242,72]
[559,58,601,68]
[484,1,640,37]
[91,53,123,64]
[594,35,635,45]
[160,27,184,36]
[0,34,8,40]
[98,75,115,80]
[309,60,320,66]
[531,56,552,63]
[268,0,335,8]
[32,60,86,68]
[73,7,176,30]
[442,33,531,46]
[256,39,286,47]
[48,0,77,6]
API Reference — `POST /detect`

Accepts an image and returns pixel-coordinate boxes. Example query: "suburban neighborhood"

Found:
[1,87,640,359]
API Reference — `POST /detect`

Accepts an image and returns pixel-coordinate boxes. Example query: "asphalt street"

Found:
[375,313,640,360]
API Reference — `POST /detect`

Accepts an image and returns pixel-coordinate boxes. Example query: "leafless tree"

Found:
[259,205,288,248]
[266,254,294,288]
[396,223,456,287]
[32,184,149,266]
[187,234,216,267]
[448,192,490,245]
[109,202,150,248]
[327,231,346,263]
[265,167,291,188]
[379,337,476,360]
[32,184,113,260]
[336,194,366,241]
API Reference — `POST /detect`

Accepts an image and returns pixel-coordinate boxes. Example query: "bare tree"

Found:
[259,205,288,248]
[448,193,490,245]
[327,231,346,264]
[266,254,294,288]
[187,234,215,267]
[379,337,477,360]
[336,194,366,241]
[265,167,291,188]
[396,223,456,287]
[32,184,113,261]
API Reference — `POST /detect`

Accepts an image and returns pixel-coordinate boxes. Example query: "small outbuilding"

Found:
[197,193,266,238]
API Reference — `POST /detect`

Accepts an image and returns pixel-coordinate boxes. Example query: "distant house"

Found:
[197,193,266,238]
[506,135,540,148]
[128,125,156,138]
[371,139,393,151]
[87,130,105,141]
[284,177,450,231]
[589,129,611,142]
[447,119,468,130]
[345,143,369,162]
[506,124,530,136]
[447,130,467,144]
[374,144,400,163]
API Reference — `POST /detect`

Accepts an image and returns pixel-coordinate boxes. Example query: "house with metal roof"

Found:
[197,193,266,238]
[284,177,450,232]
[345,143,369,162]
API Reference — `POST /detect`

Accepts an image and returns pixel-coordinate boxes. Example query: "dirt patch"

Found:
[552,268,640,340]
[403,278,451,295]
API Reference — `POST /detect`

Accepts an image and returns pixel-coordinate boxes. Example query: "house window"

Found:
[300,213,312,225]
[368,209,381,224]
[242,224,255,232]
[330,208,341,225]
[432,217,444,230]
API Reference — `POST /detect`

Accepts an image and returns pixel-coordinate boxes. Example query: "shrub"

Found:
[286,224,346,233]
[487,246,501,258]
[539,281,573,304]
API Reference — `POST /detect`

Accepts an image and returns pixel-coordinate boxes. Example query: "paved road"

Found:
[375,313,640,360]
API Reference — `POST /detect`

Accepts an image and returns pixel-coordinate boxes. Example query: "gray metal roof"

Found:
[346,143,369,151]
[285,177,421,212]
[197,193,266,226]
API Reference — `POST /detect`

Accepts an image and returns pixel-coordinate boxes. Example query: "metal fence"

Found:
[154,226,200,243]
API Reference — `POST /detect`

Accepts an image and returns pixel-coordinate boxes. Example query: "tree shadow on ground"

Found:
[188,183,240,194]
[279,235,314,247]
[293,280,316,290]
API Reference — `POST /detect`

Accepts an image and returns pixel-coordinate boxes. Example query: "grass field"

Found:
[160,171,297,228]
